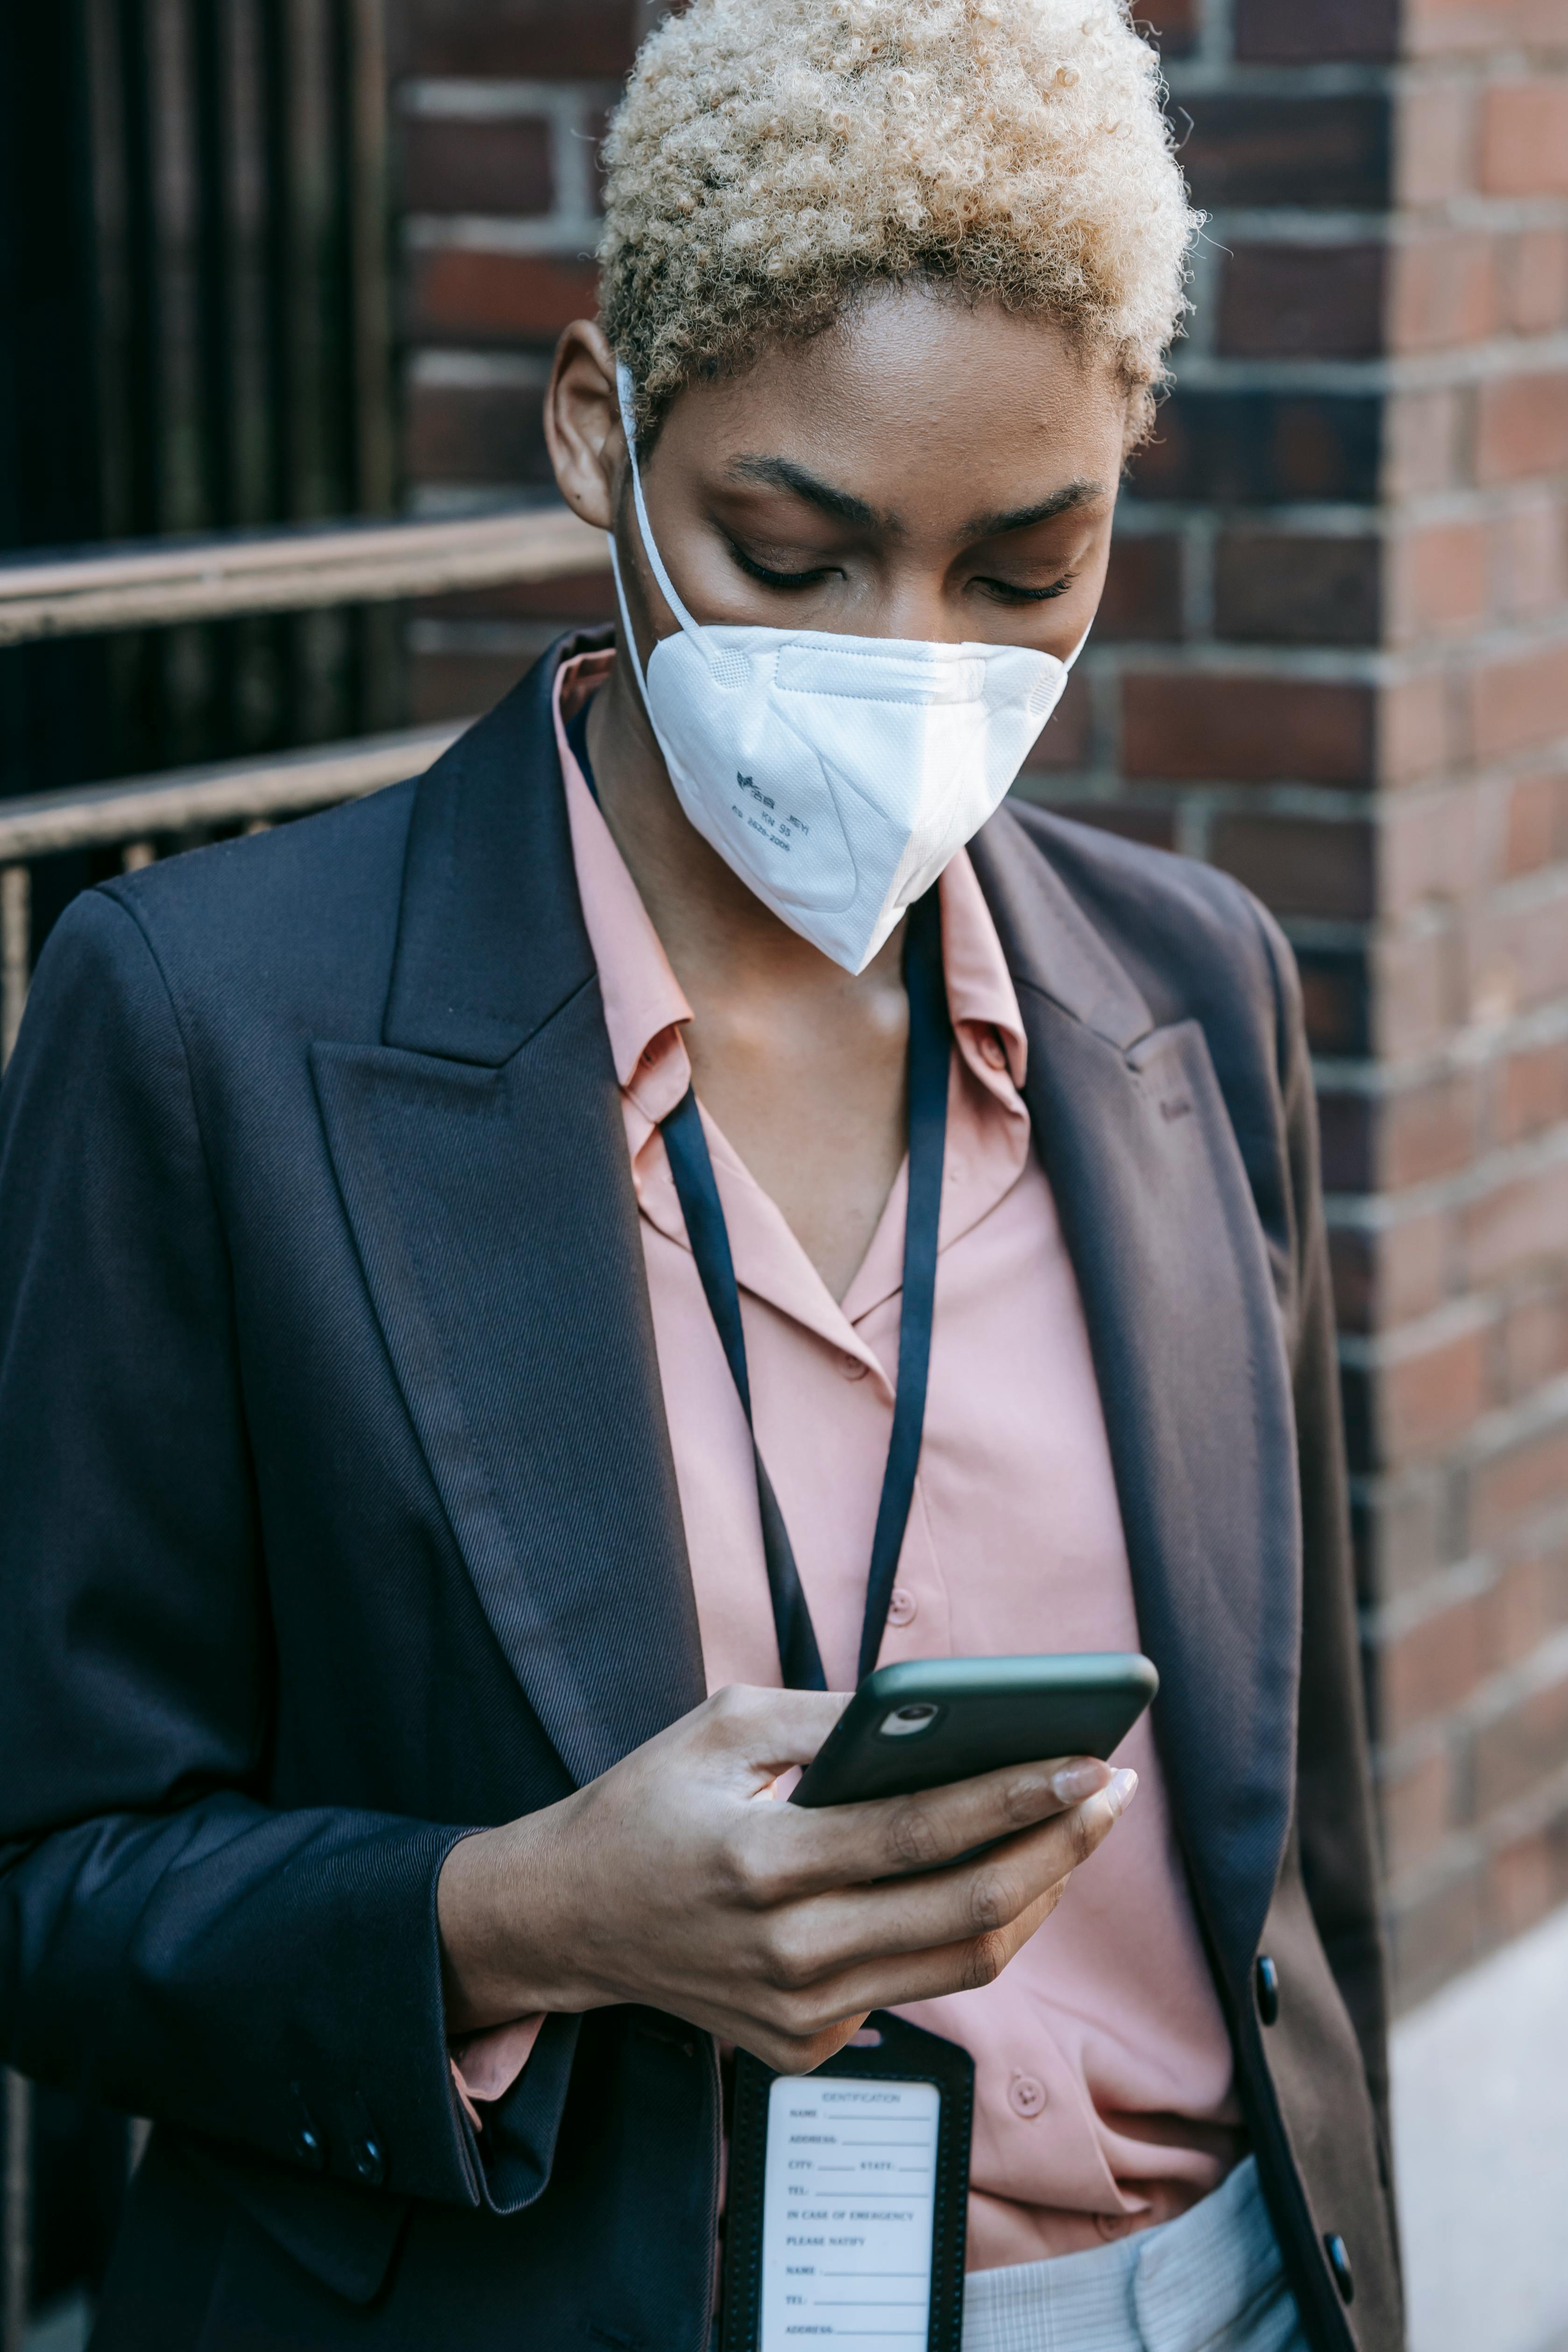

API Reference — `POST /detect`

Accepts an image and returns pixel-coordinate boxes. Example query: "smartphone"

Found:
[791,1652,1158,1810]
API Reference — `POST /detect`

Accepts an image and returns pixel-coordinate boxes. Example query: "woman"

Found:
[0,2,1400,2348]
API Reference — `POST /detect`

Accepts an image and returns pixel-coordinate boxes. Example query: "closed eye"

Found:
[726,540,841,592]
[976,572,1076,604]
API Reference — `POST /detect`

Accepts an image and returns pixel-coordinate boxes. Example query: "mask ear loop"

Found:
[606,533,658,730]
[609,362,708,686]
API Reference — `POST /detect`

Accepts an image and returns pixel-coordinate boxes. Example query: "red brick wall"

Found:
[388,0,632,715]
[388,0,1568,2006]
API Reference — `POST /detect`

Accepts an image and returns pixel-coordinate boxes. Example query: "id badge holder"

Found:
[721,2012,974,2351]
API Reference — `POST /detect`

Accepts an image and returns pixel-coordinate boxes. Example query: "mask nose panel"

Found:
[773,641,986,705]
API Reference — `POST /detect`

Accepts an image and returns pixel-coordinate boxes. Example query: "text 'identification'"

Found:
[759,2075,940,2347]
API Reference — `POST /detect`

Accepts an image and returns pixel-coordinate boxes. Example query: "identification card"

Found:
[721,2011,974,2351]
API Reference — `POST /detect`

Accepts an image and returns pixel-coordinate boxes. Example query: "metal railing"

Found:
[0,505,604,646]
[0,718,472,1064]
[0,504,606,1074]
[2,2078,26,2352]
[0,501,603,2344]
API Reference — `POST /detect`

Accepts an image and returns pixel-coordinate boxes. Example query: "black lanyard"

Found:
[565,695,951,1690]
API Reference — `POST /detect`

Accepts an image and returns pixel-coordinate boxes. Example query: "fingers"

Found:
[699,1683,852,1779]
[758,1772,1136,1983]
[726,1878,1068,2069]
[755,1749,1118,1901]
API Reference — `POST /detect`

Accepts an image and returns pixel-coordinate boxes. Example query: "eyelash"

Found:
[727,542,837,591]
[726,542,1077,605]
[979,572,1076,604]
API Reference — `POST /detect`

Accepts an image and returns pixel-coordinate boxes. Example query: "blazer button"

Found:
[353,2135,386,2188]
[1255,1953,1280,2026]
[1325,2233,1355,2305]
[290,2088,325,2171]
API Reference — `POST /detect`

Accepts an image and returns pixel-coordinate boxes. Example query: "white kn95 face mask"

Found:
[608,363,1088,975]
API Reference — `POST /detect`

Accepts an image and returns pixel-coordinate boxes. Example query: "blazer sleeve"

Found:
[0,888,480,2208]
[1256,901,1393,2146]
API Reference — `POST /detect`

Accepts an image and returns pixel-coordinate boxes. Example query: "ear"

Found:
[544,320,623,531]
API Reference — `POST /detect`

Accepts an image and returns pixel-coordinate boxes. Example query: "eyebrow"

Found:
[726,455,882,529]
[964,479,1108,540]
[724,455,1107,545]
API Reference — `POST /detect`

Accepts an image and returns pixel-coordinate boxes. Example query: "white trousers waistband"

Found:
[960,2158,1308,2352]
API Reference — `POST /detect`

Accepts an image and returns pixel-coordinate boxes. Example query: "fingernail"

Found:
[1050,1758,1110,1802]
[1107,1768,1139,1817]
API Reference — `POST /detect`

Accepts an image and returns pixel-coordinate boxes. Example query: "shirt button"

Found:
[980,1031,1007,1070]
[1008,2075,1047,2119]
[838,1354,869,1380]
[1096,2210,1131,2242]
[640,1045,657,1068]
[887,1587,917,1627]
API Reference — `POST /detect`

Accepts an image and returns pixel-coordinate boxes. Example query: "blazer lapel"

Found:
[314,632,706,1788]
[972,809,1302,1983]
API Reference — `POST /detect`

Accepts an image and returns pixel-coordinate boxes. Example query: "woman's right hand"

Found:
[436,1683,1136,2075]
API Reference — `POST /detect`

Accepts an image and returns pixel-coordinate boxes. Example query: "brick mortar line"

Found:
[1011,777,1381,825]
[1335,1298,1568,1421]
[1427,1364,1568,1474]
[1378,1597,1568,1769]
[1383,1744,1568,1921]
[1396,51,1568,86]
[1171,327,1568,391]
[1376,1530,1568,1754]
[1323,1119,1568,1230]
[1367,1548,1509,1648]
[397,77,624,117]
[1116,488,1568,533]
[1314,995,1568,1101]
[1192,0,1233,75]
[1167,62,1398,99]
[1117,499,1383,533]
[407,350,554,388]
[1385,479,1568,531]
[1203,198,1568,241]
[1061,628,1568,685]
[1398,856,1568,925]
[994,755,1568,834]
[1350,1439,1568,1509]
[405,213,603,258]
[1339,1290,1509,1372]
[1404,193,1568,236]
[403,482,568,519]
[1170,52,1568,101]
[1019,779,1384,827]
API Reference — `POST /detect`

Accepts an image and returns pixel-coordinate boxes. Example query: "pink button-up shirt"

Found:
[455,649,1243,2269]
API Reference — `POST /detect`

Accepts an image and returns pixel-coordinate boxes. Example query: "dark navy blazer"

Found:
[0,633,1402,2350]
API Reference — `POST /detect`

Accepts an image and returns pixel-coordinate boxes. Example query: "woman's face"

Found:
[547,281,1130,665]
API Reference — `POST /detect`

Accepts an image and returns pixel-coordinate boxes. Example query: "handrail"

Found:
[0,721,469,1065]
[0,505,607,644]
[0,719,466,860]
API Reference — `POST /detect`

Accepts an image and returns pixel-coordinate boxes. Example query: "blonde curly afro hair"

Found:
[599,0,1198,448]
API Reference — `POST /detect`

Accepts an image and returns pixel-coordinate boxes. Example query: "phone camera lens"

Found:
[880,1703,939,1738]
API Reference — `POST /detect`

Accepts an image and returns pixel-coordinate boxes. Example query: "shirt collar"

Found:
[554,651,694,1129]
